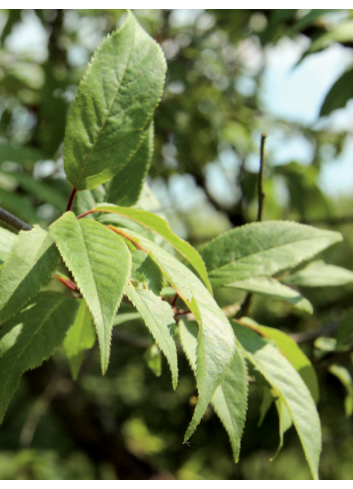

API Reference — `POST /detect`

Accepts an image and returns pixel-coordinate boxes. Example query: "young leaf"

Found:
[106,123,154,206]
[49,212,131,373]
[64,299,96,380]
[199,221,342,287]
[0,292,78,424]
[240,318,319,403]
[94,204,212,294]
[284,260,353,287]
[0,226,16,261]
[232,320,321,480]
[131,250,164,295]
[119,229,235,440]
[179,320,248,463]
[0,225,59,323]
[64,10,166,190]
[125,284,178,388]
[225,277,313,314]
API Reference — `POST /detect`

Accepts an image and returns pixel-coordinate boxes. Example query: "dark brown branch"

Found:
[0,206,32,232]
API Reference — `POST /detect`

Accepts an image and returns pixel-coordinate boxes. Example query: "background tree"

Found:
[1,9,353,480]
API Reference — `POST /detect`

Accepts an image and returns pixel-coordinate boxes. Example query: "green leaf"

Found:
[64,10,166,191]
[240,318,319,403]
[0,227,16,262]
[180,320,248,462]
[125,284,178,388]
[226,277,313,314]
[131,250,164,295]
[95,204,212,294]
[0,292,78,424]
[200,221,342,287]
[336,308,353,346]
[284,260,353,287]
[63,299,96,380]
[106,123,154,206]
[329,365,353,417]
[232,320,321,480]
[49,212,131,373]
[72,185,106,219]
[320,68,353,116]
[120,229,235,440]
[0,225,60,323]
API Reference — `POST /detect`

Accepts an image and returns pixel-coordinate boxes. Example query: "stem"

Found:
[0,206,32,232]
[257,132,267,222]
[77,210,95,219]
[66,188,77,212]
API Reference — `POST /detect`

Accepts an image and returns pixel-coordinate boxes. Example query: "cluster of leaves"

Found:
[1,10,353,480]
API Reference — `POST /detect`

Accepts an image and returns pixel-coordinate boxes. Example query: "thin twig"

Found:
[235,133,267,319]
[0,206,32,232]
[257,133,267,222]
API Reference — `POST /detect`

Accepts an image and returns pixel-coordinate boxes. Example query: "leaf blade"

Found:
[200,221,342,287]
[64,11,166,190]
[0,225,60,323]
[0,292,78,424]
[180,320,248,462]
[126,284,178,388]
[232,320,321,480]
[50,212,131,373]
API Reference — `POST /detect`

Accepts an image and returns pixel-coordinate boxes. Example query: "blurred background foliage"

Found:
[1,8,353,480]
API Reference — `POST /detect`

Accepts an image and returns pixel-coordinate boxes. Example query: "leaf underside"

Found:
[232,320,321,480]
[117,228,235,440]
[180,320,248,463]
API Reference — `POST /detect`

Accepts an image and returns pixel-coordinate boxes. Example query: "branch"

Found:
[0,206,32,232]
